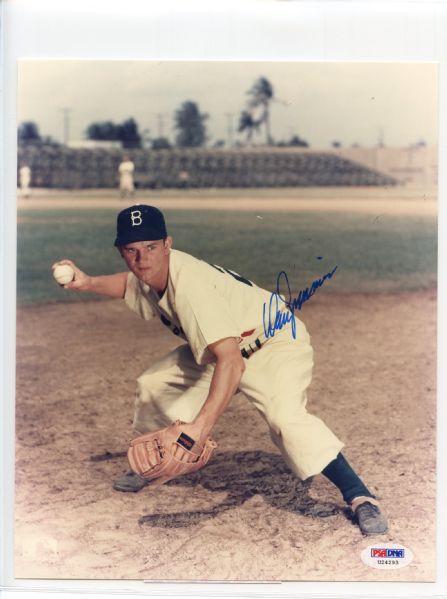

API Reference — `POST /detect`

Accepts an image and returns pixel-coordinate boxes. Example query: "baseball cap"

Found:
[114,205,168,246]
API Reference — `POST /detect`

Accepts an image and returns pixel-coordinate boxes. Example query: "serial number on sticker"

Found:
[377,559,400,565]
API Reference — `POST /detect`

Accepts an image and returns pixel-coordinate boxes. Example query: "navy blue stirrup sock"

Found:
[321,452,375,504]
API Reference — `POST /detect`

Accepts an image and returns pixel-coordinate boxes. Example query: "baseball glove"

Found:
[127,420,217,487]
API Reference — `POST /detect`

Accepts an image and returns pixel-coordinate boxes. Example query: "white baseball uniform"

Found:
[19,166,31,197]
[118,160,135,195]
[124,249,344,480]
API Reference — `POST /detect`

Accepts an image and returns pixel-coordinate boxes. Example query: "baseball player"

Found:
[19,164,32,198]
[118,155,135,199]
[53,205,388,535]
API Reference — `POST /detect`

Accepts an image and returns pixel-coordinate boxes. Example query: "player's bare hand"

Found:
[52,259,92,292]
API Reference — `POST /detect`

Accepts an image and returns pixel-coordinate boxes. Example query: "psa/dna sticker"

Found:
[361,543,414,570]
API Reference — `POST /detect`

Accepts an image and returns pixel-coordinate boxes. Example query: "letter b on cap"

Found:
[130,210,142,226]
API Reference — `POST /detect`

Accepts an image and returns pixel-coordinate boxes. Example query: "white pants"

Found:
[133,323,344,480]
[119,175,134,192]
[20,183,30,197]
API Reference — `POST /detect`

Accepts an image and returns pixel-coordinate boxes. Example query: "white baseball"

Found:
[53,264,75,285]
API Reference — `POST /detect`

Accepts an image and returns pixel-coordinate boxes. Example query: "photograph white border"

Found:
[1,1,446,598]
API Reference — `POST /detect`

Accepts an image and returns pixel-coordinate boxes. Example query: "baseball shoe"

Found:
[351,497,388,535]
[113,471,150,493]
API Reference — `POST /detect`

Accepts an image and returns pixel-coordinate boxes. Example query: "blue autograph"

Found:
[263,266,338,339]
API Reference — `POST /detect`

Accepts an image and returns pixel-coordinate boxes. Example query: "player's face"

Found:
[119,237,172,289]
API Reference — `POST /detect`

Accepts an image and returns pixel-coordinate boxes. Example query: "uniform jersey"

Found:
[118,160,135,176]
[118,161,135,190]
[124,249,277,364]
[20,166,31,187]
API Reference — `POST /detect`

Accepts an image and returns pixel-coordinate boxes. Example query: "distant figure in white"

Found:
[118,155,135,199]
[19,164,32,198]
[178,170,191,189]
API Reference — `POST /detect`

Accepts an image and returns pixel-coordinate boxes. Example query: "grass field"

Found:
[17,204,437,305]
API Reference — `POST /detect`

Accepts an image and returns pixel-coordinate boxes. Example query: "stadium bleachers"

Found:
[17,147,398,189]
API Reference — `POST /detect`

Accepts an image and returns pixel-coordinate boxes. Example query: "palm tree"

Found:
[247,77,274,144]
[237,110,256,143]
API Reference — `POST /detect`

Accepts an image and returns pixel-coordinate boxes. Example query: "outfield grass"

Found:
[17,208,437,305]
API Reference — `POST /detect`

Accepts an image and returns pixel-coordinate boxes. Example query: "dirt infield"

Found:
[15,289,437,582]
[17,185,437,216]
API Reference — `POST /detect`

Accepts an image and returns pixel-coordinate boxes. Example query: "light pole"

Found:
[156,113,169,139]
[59,107,72,145]
[225,112,235,147]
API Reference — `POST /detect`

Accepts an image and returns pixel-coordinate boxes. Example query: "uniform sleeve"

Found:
[175,267,241,364]
[124,273,156,321]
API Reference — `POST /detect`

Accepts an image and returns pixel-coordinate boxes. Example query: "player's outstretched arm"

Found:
[52,259,128,298]
[181,337,245,445]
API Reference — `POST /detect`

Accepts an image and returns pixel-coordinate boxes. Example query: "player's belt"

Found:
[240,330,267,359]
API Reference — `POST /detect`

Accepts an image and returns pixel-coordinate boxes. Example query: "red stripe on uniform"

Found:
[241,329,255,337]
